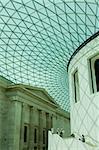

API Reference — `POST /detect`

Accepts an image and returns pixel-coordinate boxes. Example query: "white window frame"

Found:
[72,69,80,103]
[90,54,99,93]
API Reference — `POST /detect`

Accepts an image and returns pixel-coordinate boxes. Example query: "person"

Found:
[60,130,64,137]
[56,128,60,135]
[79,134,85,142]
[71,133,75,137]
[82,135,85,142]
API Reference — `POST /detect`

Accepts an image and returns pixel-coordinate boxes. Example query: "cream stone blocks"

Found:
[68,36,99,141]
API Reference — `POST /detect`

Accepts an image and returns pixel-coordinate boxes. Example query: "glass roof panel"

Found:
[0,0,99,111]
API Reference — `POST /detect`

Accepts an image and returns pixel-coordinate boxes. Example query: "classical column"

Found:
[46,113,49,130]
[29,106,34,150]
[19,103,26,150]
[46,113,53,149]
[46,113,53,130]
[8,100,22,150]
[46,113,49,149]
[38,110,43,150]
[51,115,53,129]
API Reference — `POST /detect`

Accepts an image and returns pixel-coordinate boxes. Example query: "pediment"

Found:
[25,86,58,106]
[7,84,58,106]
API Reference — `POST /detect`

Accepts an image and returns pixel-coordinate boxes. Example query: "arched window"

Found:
[90,55,99,93]
[94,59,99,91]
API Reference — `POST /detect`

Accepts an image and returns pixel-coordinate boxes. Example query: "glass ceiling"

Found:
[0,0,99,111]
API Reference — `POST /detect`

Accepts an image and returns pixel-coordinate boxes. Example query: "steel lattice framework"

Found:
[0,0,99,111]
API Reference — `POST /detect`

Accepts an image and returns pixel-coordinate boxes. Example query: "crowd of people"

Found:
[50,128,65,138]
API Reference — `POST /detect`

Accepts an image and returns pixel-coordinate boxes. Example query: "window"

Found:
[34,146,37,150]
[94,59,99,91]
[24,125,28,143]
[43,147,46,150]
[73,70,80,103]
[90,55,99,93]
[34,128,38,144]
[43,129,46,144]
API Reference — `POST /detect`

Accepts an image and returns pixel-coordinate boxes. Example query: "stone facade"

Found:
[68,35,99,141]
[0,76,70,150]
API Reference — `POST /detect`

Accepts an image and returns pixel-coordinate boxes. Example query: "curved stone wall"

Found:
[68,35,99,140]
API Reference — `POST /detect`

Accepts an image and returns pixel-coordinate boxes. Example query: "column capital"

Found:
[38,109,43,114]
[30,106,33,110]
[22,102,27,107]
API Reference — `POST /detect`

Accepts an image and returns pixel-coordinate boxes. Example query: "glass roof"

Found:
[0,0,99,111]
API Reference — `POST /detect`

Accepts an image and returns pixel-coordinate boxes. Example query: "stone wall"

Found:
[0,78,70,150]
[68,35,99,141]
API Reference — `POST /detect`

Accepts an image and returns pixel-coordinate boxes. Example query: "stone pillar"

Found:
[0,100,8,150]
[46,113,53,149]
[46,113,49,150]
[52,114,57,131]
[19,103,26,150]
[8,100,22,150]
[46,113,53,130]
[49,114,53,129]
[29,106,34,150]
[38,110,43,150]
[46,113,50,130]
[51,115,53,129]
